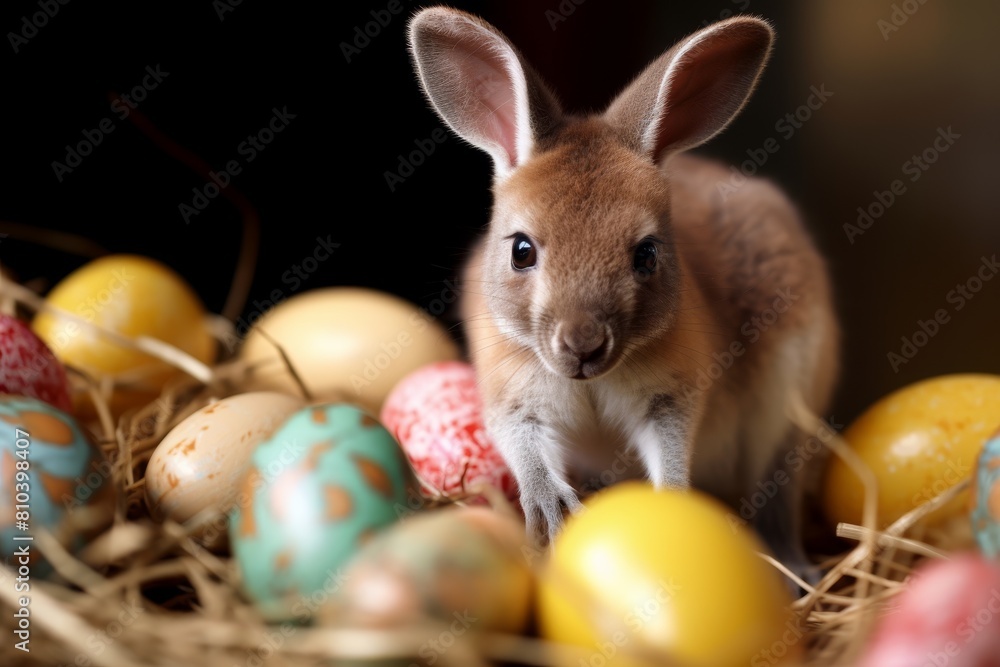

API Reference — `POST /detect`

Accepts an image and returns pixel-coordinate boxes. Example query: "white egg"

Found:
[145,391,303,547]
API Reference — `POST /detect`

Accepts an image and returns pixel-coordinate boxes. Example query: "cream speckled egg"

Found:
[145,391,303,546]
[237,287,460,415]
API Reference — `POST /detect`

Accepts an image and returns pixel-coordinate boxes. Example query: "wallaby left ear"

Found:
[604,16,774,164]
[408,6,563,181]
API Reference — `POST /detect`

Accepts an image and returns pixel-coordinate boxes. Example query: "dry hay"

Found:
[0,269,976,667]
[0,183,976,665]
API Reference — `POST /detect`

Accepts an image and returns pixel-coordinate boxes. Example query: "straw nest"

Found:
[0,141,972,667]
[0,228,976,667]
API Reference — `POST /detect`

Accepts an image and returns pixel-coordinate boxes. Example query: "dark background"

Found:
[2,0,998,426]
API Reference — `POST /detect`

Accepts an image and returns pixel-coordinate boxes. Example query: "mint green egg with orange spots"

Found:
[971,430,1000,559]
[229,402,418,621]
[0,394,117,576]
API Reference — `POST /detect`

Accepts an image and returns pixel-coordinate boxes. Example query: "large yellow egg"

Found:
[537,482,800,667]
[823,373,1000,532]
[32,255,216,414]
[238,287,460,415]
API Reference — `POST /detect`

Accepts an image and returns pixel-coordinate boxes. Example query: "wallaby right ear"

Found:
[408,7,563,180]
[605,16,774,164]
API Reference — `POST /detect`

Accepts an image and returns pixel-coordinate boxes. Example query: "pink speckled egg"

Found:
[0,314,71,412]
[858,552,1000,667]
[380,361,517,503]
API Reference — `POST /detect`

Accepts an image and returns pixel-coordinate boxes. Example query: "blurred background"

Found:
[1,0,997,426]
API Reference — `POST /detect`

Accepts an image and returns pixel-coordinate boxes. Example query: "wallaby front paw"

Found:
[522,484,583,549]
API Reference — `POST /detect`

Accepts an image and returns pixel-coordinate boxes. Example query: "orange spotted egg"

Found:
[0,395,116,574]
[228,402,419,621]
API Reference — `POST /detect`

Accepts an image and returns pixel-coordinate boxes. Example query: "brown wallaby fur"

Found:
[408,6,839,580]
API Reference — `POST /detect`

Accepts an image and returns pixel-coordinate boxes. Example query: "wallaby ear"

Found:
[605,16,774,164]
[408,6,563,179]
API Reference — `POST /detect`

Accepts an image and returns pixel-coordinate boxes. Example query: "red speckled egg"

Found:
[380,361,517,502]
[0,314,72,412]
[858,552,1000,667]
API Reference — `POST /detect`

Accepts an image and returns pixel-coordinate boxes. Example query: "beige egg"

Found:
[237,287,460,414]
[145,391,303,547]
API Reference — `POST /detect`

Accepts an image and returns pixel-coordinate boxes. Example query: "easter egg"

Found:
[31,254,216,415]
[321,506,532,634]
[537,482,799,667]
[238,288,460,415]
[0,395,116,572]
[145,392,304,548]
[971,429,1000,558]
[857,552,1000,667]
[229,402,418,620]
[0,314,72,412]
[822,374,1000,531]
[380,361,516,502]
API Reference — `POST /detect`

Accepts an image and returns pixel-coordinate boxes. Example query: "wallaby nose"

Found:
[558,318,608,362]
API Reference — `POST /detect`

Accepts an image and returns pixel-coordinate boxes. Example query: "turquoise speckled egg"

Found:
[971,429,1000,559]
[229,402,418,620]
[0,395,117,574]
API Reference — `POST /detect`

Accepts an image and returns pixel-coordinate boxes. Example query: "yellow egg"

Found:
[144,391,304,549]
[238,287,460,415]
[32,255,216,414]
[822,373,1000,531]
[537,482,800,667]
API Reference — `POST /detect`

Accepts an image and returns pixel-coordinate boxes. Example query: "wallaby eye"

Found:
[511,234,536,270]
[633,241,657,276]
